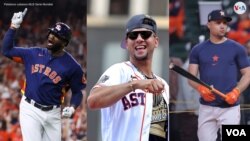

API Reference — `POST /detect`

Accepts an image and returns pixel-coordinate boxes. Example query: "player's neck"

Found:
[49,49,65,57]
[130,60,154,79]
[210,36,227,44]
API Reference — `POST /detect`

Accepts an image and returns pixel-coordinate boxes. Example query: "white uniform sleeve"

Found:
[94,63,127,87]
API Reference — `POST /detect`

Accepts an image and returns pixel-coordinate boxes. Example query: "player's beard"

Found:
[48,42,64,53]
[134,52,148,61]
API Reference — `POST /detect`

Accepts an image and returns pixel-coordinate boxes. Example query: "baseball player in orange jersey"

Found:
[87,14,169,141]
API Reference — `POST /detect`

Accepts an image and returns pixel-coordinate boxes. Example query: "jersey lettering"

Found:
[122,92,145,110]
[53,76,62,84]
[138,93,145,105]
[44,67,51,76]
[130,93,139,107]
[122,96,131,110]
[38,64,45,73]
[31,64,62,84]
[32,64,39,73]
[49,71,57,79]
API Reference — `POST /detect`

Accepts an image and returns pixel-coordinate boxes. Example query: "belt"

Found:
[24,97,60,111]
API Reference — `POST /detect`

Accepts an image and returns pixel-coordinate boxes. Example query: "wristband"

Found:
[129,82,135,92]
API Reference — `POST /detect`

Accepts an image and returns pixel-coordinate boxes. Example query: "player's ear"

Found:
[207,22,211,29]
[154,36,159,48]
[125,39,129,49]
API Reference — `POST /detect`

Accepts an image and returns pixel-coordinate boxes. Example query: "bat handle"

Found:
[211,88,227,99]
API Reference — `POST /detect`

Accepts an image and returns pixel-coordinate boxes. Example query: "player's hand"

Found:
[11,8,28,29]
[62,106,75,118]
[196,85,215,102]
[225,88,240,105]
[133,79,164,94]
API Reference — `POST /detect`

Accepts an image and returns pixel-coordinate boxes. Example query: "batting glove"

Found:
[62,106,75,118]
[11,8,27,29]
[196,85,215,102]
[225,88,240,105]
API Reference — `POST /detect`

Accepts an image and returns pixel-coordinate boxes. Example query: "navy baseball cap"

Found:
[208,10,232,22]
[121,14,157,49]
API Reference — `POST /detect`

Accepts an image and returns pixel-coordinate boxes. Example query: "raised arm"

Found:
[2,8,27,57]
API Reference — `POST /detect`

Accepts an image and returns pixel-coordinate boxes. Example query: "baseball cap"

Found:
[208,10,232,22]
[121,14,157,49]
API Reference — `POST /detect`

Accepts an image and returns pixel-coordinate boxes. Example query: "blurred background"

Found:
[169,0,250,141]
[0,0,87,140]
[86,0,168,140]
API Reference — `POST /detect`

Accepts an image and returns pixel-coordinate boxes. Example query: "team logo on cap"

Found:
[220,11,225,16]
[234,1,247,15]
[55,24,62,31]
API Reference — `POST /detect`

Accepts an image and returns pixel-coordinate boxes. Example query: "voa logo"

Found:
[226,129,246,136]
[234,1,247,14]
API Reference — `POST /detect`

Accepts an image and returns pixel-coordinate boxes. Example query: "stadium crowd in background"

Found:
[227,9,250,46]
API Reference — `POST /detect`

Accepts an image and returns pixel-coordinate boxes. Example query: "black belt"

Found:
[25,97,60,111]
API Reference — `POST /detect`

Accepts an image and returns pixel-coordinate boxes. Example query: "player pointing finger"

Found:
[11,8,27,29]
[3,9,86,141]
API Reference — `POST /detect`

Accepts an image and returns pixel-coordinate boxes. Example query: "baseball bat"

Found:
[169,63,226,99]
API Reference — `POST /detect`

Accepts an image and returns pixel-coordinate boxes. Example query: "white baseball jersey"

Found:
[93,61,169,141]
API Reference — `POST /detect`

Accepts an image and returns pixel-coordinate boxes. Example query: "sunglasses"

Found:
[127,31,153,40]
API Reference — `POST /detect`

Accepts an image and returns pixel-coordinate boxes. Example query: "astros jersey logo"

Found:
[212,55,219,66]
[31,64,62,84]
[122,92,146,110]
[212,55,219,62]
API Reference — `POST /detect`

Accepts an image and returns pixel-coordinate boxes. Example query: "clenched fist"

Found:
[132,79,165,94]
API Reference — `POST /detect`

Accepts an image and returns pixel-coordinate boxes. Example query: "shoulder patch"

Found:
[98,75,109,83]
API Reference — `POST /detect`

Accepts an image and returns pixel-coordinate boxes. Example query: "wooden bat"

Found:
[169,63,226,99]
